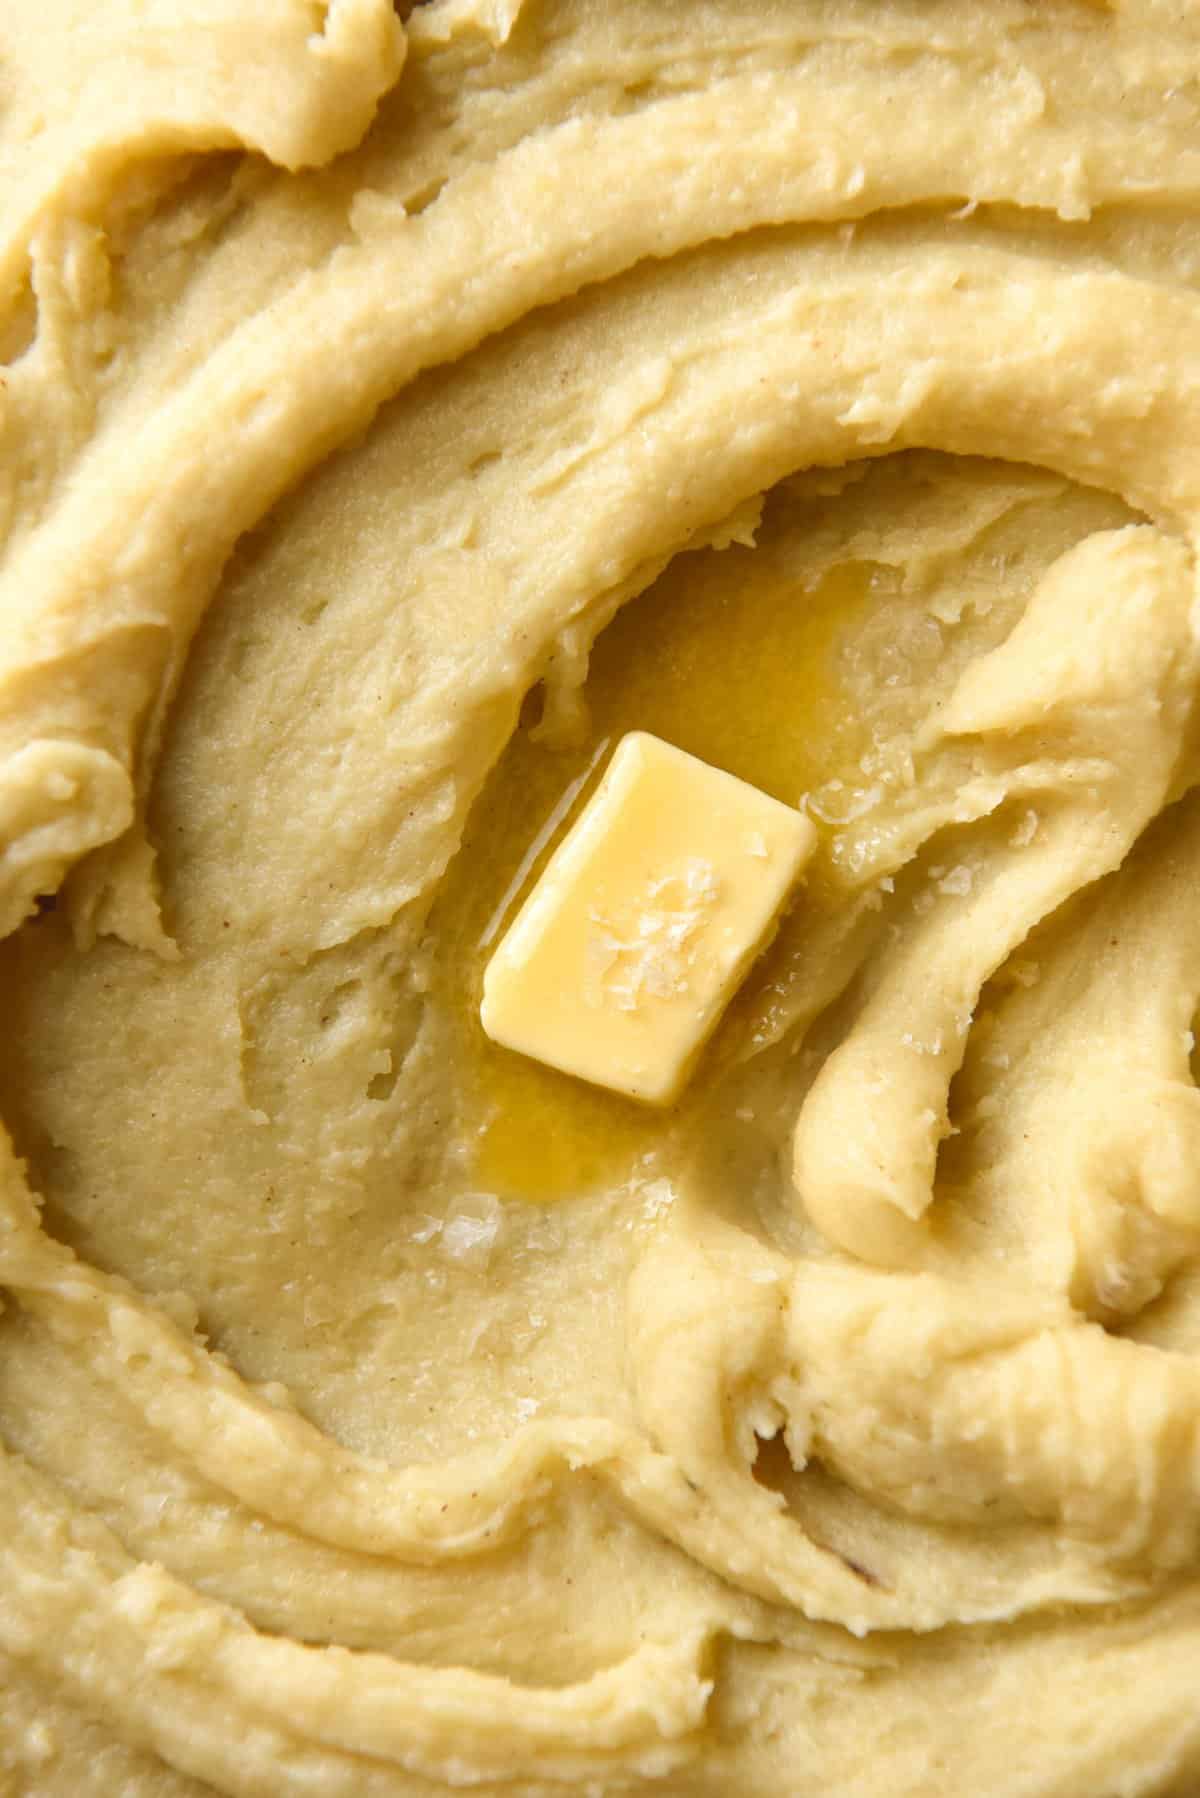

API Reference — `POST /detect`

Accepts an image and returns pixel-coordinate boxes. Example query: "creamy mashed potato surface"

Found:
[4,1,1200,1792]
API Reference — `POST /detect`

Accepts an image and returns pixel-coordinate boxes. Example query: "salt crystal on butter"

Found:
[480,732,815,1104]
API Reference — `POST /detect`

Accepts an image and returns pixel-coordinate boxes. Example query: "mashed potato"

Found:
[3,2,1200,1793]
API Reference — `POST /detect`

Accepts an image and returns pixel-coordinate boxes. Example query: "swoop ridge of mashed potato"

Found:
[4,1,1200,1792]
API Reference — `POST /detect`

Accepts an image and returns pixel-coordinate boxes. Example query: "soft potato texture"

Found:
[4,2,1200,1794]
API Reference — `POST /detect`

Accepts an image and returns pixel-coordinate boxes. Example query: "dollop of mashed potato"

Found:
[4,1,1200,1793]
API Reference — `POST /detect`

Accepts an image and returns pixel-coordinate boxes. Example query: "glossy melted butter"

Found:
[427,548,873,1201]
[480,732,817,1102]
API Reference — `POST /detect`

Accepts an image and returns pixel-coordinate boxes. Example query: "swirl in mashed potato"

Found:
[3,1,1200,1793]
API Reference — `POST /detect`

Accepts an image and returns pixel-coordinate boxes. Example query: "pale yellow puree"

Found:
[3,2,1200,1793]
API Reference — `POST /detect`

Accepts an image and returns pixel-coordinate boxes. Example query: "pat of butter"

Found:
[480,732,816,1104]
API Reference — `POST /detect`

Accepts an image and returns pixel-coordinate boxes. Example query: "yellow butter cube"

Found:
[480,732,816,1104]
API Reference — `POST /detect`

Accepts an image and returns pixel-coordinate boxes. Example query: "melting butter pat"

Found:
[480,731,816,1104]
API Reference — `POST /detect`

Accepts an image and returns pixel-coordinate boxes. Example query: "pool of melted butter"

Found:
[425,541,874,1203]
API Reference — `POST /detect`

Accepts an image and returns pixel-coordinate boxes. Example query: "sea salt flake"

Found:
[440,1194,503,1268]
[937,864,974,897]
